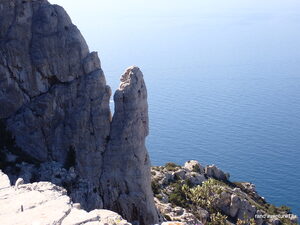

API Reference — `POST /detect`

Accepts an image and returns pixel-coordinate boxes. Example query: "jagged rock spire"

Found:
[101,67,159,225]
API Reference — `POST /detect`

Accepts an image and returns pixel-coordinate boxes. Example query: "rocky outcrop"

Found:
[0,170,131,225]
[0,0,158,224]
[184,160,205,174]
[101,67,159,225]
[151,161,298,225]
[205,165,229,182]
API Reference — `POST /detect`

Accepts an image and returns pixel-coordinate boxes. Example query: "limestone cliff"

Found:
[0,0,158,224]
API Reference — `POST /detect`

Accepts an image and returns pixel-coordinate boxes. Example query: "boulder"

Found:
[205,165,229,181]
[173,169,187,180]
[162,172,175,185]
[215,191,257,221]
[155,197,207,225]
[0,170,11,189]
[184,160,204,173]
[236,199,256,220]
[229,194,241,218]
[188,172,206,186]
[216,191,232,216]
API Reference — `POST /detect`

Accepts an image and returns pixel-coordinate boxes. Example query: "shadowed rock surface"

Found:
[0,0,158,224]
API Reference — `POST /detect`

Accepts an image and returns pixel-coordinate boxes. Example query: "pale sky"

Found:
[49,0,300,88]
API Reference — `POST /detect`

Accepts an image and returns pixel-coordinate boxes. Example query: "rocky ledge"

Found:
[0,170,131,225]
[151,160,298,225]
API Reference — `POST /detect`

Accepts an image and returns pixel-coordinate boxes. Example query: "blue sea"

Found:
[53,0,300,216]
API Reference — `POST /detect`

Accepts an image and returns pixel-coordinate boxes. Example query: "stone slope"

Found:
[0,170,131,225]
[0,0,158,224]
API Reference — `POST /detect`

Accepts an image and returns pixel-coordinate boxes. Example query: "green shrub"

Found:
[192,164,201,173]
[278,205,291,213]
[152,166,161,171]
[267,204,278,214]
[182,179,225,213]
[280,218,297,225]
[208,212,227,225]
[165,162,180,171]
[151,180,161,195]
[168,181,188,207]
[156,194,163,200]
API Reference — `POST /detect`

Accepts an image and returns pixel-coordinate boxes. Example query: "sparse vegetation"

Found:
[208,212,227,225]
[237,218,256,225]
[192,164,201,173]
[151,164,297,225]
[168,181,188,208]
[152,166,161,171]
[165,162,180,171]
[182,179,226,213]
[278,205,291,213]
[151,180,161,195]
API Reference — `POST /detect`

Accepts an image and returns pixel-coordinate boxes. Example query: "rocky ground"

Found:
[0,170,131,225]
[151,160,298,225]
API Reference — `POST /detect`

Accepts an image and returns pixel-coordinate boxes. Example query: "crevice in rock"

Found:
[56,207,72,225]
[47,75,60,86]
[64,146,76,170]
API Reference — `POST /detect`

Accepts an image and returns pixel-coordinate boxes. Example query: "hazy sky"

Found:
[49,0,300,88]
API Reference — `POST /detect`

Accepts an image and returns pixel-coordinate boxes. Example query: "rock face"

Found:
[0,171,131,225]
[0,0,110,210]
[101,67,159,225]
[0,0,158,224]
